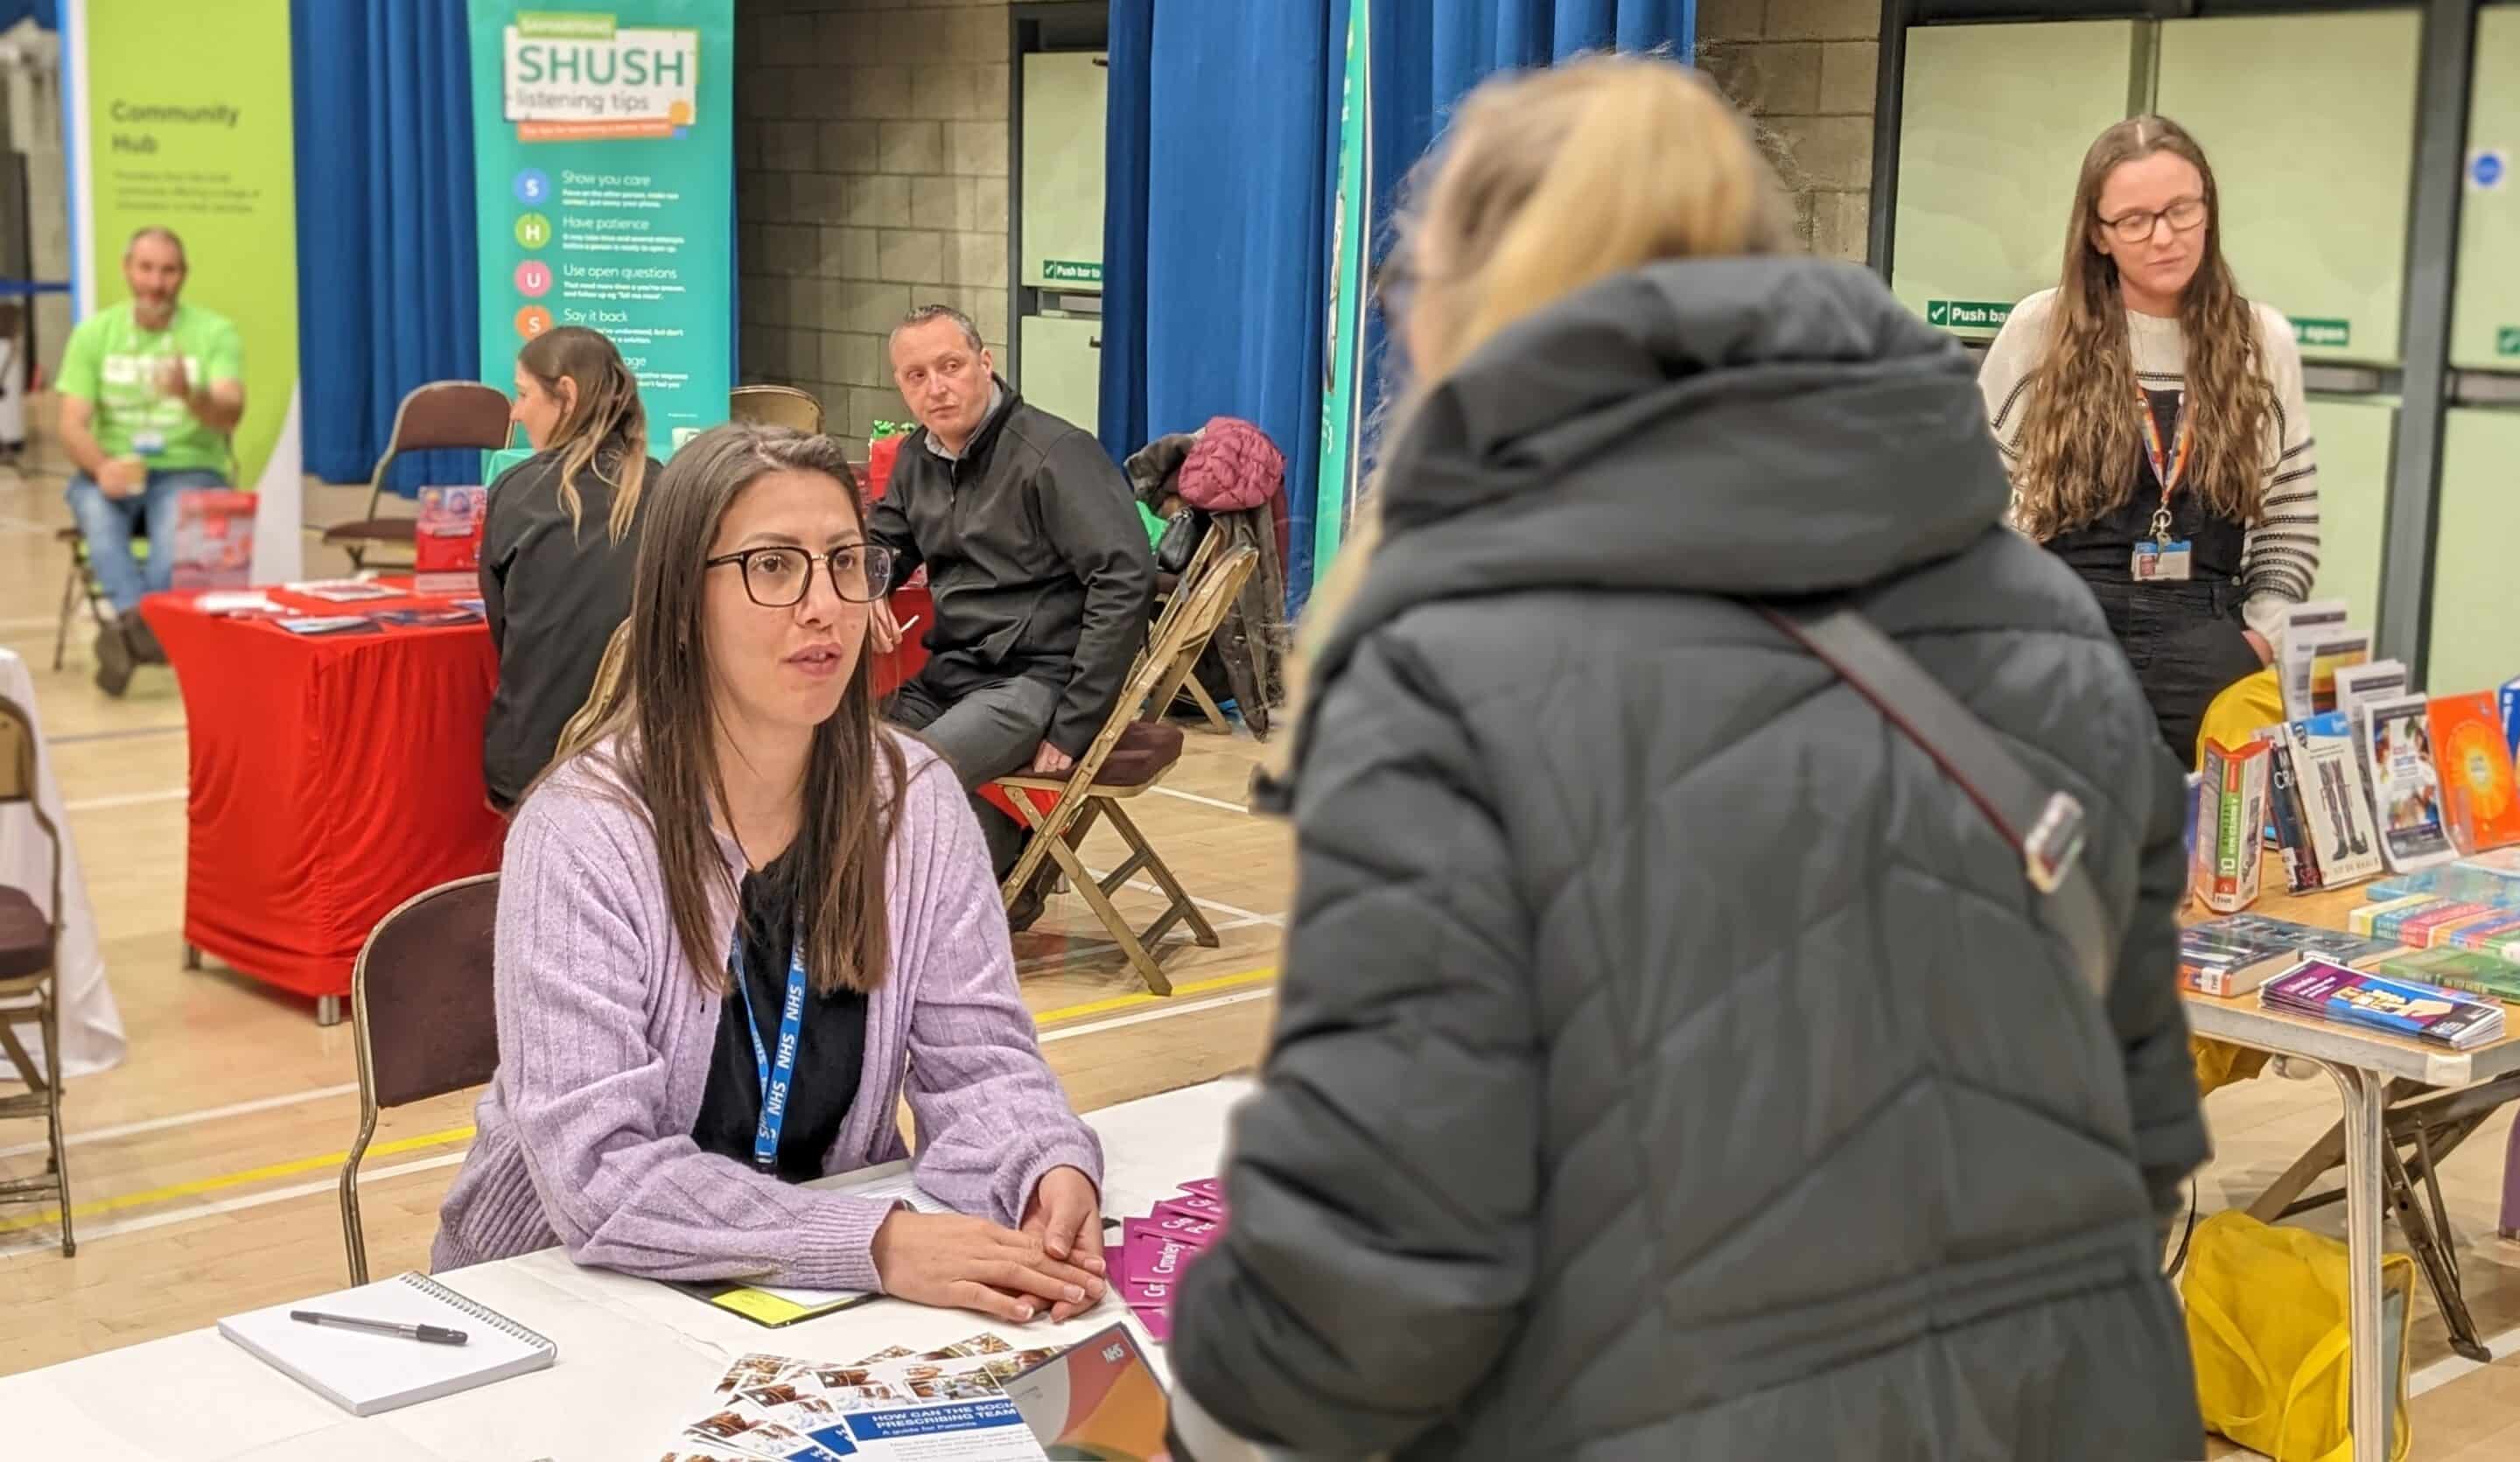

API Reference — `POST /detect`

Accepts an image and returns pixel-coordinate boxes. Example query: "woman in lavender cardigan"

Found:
[432,423,1110,1326]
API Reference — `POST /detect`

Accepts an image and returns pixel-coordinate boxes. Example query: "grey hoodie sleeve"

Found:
[1168,632,1537,1456]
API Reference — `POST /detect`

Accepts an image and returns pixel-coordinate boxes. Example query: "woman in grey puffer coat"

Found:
[1165,56,2208,1462]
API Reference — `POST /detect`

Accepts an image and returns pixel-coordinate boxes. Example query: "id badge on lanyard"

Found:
[2131,386,2193,583]
[731,928,809,1172]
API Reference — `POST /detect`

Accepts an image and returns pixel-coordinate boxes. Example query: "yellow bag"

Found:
[2182,1210,2413,1461]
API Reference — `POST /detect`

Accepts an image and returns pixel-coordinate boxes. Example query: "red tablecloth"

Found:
[140,582,942,1004]
[143,583,507,1001]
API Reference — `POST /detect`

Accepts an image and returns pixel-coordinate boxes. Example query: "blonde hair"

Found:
[1268,56,1786,794]
[2011,116,2277,541]
[517,326,650,542]
[1399,52,1791,385]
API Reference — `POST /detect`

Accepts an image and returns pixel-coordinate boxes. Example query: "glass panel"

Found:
[2450,9,2520,370]
[2157,11,2421,367]
[1891,21,2133,340]
[2303,396,2397,621]
[2426,408,2520,696]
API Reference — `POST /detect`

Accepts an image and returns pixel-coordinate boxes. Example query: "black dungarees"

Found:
[2044,387,2264,765]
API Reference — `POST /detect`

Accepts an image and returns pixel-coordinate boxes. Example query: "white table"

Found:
[0,1077,1248,1459]
[0,646,122,1079]
[2185,994,2520,1462]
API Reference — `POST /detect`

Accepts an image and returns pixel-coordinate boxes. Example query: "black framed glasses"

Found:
[705,543,895,607]
[2098,196,2207,244]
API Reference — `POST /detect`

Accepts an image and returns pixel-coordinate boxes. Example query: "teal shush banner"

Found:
[468,1,733,452]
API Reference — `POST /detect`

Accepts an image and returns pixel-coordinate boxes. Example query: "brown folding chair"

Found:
[730,384,826,435]
[550,619,633,771]
[994,544,1259,995]
[319,382,513,572]
[0,694,70,1256]
[339,873,500,1284]
[1142,529,1233,731]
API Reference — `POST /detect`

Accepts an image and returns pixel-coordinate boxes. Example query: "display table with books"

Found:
[0,1076,1245,1461]
[2181,862,2520,1462]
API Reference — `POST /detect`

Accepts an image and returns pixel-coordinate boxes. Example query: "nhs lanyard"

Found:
[729,929,809,1172]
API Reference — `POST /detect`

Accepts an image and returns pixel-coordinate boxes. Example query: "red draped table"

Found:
[142,581,935,1025]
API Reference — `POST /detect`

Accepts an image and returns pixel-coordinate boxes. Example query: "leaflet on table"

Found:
[275,615,383,636]
[2428,692,2520,854]
[669,1171,956,1326]
[2260,958,2507,1049]
[675,1333,1059,1461]
[2277,600,2350,722]
[284,577,399,602]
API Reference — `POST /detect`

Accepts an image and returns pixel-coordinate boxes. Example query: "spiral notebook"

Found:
[218,1271,558,1417]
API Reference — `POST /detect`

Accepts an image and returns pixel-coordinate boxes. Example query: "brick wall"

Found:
[736,0,1012,455]
[1697,0,1881,264]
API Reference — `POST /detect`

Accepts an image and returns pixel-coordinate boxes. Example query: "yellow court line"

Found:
[1030,965,1277,1026]
[1,966,1283,1236]
[0,1124,479,1234]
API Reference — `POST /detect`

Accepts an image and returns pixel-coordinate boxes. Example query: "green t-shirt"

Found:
[56,301,243,473]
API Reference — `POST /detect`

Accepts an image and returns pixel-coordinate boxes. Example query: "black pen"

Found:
[289,1309,469,1346]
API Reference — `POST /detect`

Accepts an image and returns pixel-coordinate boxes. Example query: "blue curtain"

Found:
[291,0,480,492]
[1096,0,1154,468]
[1101,0,1339,605]
[1360,0,1692,459]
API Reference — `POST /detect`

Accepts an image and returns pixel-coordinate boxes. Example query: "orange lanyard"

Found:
[2136,385,2191,541]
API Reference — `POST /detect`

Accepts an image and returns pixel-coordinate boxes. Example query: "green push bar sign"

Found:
[2498,326,2520,358]
[1926,299,2011,332]
[2292,318,2351,348]
[1041,259,1102,285]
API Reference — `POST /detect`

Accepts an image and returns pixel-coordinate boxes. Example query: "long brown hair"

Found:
[518,325,650,542]
[2010,115,2278,541]
[584,423,904,997]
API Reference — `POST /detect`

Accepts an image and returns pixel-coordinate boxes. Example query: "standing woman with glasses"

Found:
[436,423,1112,1328]
[1981,115,2320,762]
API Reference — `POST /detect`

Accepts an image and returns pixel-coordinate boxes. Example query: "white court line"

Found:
[64,787,187,813]
[0,1082,360,1161]
[0,986,1278,1261]
[1151,785,1251,815]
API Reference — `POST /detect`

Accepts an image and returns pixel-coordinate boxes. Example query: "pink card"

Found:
[1144,1207,1222,1247]
[1118,1272,1176,1309]
[1177,1178,1222,1200]
[1154,1193,1227,1227]
[1121,1219,1202,1288]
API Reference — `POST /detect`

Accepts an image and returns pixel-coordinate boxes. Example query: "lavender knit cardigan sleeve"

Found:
[430,738,1102,1292]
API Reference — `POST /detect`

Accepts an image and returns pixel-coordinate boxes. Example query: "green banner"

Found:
[1312,0,1371,583]
[66,0,302,577]
[469,0,733,453]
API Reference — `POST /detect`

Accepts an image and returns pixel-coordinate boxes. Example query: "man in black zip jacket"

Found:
[868,304,1154,927]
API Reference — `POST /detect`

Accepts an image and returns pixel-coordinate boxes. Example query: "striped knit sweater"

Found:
[1978,290,2321,647]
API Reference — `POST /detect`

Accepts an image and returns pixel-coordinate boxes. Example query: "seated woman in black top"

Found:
[481,326,664,810]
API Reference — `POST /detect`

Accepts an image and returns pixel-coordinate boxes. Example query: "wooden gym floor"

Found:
[0,434,2516,1457]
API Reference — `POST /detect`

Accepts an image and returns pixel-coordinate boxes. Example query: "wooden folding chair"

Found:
[340,873,500,1284]
[731,384,826,434]
[0,695,70,1256]
[994,544,1258,995]
[318,381,513,571]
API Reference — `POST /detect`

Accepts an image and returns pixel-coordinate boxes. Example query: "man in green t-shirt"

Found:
[57,226,246,695]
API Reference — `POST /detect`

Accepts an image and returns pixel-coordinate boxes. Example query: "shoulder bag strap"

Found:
[1754,604,2113,1001]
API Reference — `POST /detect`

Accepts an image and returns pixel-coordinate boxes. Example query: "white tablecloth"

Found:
[0,646,124,1080]
[0,1077,1250,1459]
